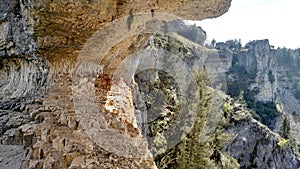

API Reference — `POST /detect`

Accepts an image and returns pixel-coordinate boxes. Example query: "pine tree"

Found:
[156,71,239,169]
[175,71,217,169]
[280,116,290,139]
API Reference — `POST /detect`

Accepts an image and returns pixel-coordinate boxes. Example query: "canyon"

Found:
[0,0,299,169]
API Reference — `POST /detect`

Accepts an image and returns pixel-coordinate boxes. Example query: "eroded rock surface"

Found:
[237,39,277,102]
[224,100,300,169]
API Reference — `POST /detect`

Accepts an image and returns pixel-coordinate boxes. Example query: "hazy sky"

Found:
[192,0,300,49]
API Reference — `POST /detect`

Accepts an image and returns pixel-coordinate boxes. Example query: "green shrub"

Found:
[224,102,232,114]
[255,102,280,130]
[279,116,291,139]
[277,138,289,147]
[268,70,275,84]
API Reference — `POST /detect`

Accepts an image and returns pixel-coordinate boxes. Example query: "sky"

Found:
[191,0,300,49]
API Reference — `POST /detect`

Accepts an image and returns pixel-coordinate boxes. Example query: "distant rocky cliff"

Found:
[221,39,300,165]
[237,40,277,102]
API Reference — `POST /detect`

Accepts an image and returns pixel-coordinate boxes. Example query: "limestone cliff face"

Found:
[0,0,35,57]
[225,40,283,133]
[224,39,300,146]
[223,100,299,169]
[0,0,232,168]
[237,39,277,102]
[275,51,300,145]
[205,93,300,169]
[0,0,47,101]
[32,0,231,60]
